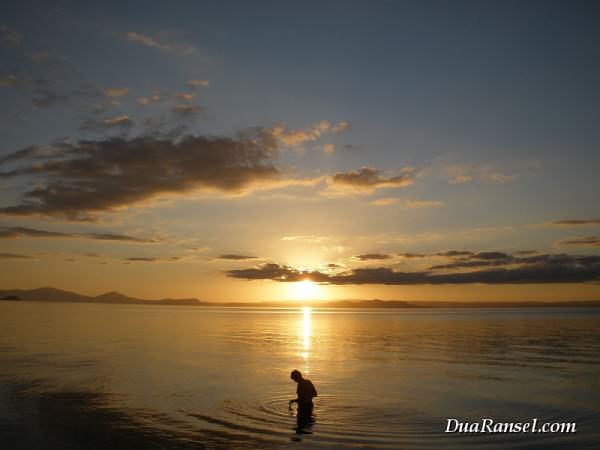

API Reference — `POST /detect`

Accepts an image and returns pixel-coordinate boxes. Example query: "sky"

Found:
[1,0,600,302]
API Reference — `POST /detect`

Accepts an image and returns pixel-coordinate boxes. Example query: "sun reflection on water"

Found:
[300,306,312,372]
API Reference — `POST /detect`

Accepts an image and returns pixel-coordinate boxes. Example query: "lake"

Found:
[1,301,599,449]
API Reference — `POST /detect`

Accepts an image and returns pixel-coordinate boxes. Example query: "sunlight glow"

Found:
[290,279,321,300]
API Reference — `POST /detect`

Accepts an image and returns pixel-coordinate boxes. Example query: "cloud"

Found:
[480,172,514,183]
[332,121,349,133]
[103,115,134,128]
[125,256,180,262]
[85,233,155,243]
[80,115,134,132]
[427,250,585,270]
[0,252,32,259]
[469,251,511,260]
[125,32,196,54]
[0,130,289,221]
[428,251,513,269]
[0,25,22,47]
[398,253,427,258]
[550,219,600,226]
[371,197,443,208]
[558,236,600,248]
[217,254,259,260]
[172,104,201,117]
[323,143,336,155]
[227,252,600,285]
[137,92,162,107]
[354,253,391,261]
[269,120,348,147]
[186,79,210,88]
[105,87,129,97]
[436,250,474,257]
[0,226,71,239]
[514,250,538,255]
[125,32,165,49]
[449,174,472,184]
[430,260,508,270]
[371,197,400,206]
[0,226,156,243]
[281,235,330,243]
[0,74,23,87]
[226,263,298,281]
[175,92,195,101]
[404,199,444,209]
[0,145,63,165]
[446,166,513,185]
[329,166,414,192]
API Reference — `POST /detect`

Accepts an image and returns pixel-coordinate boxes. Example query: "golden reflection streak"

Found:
[300,307,312,373]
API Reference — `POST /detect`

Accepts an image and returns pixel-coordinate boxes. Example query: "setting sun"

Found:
[290,279,321,301]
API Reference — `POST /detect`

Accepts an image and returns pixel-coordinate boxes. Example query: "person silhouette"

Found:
[289,369,317,433]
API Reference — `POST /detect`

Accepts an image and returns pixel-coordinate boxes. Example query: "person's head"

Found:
[290,369,303,382]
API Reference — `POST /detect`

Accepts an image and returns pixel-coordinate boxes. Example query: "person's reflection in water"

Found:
[288,369,317,437]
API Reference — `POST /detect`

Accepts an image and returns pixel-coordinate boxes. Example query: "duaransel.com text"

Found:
[445,418,577,434]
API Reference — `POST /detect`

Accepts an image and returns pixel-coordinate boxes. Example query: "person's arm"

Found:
[312,384,317,398]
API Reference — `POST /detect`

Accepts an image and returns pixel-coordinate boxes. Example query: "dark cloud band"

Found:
[0,131,281,221]
[227,252,600,285]
[0,226,154,242]
[217,254,258,260]
[551,219,600,226]
[354,253,391,261]
[330,166,413,190]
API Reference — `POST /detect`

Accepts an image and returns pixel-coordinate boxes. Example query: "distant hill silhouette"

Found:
[0,287,598,308]
[0,287,206,306]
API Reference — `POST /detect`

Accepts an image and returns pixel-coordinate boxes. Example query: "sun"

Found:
[290,279,321,301]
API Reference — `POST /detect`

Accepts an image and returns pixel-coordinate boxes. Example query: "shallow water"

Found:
[1,302,599,449]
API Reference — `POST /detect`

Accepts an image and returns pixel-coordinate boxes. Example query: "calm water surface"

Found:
[1,302,599,449]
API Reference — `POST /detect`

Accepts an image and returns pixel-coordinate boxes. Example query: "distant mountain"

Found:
[0,287,599,308]
[0,287,92,302]
[94,291,145,303]
[0,287,207,306]
[416,300,600,308]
